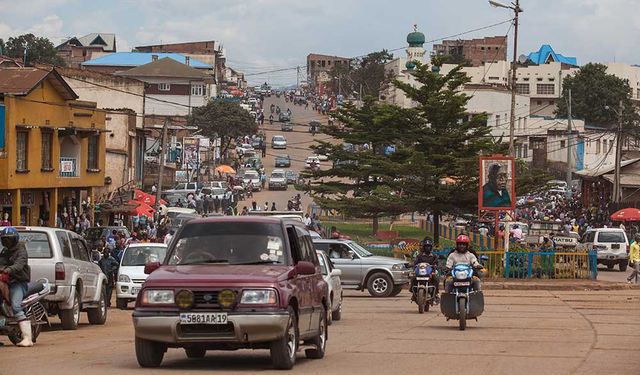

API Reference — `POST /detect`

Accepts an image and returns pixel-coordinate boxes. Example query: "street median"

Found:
[484,279,640,291]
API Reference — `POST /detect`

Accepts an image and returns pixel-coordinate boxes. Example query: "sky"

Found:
[1,0,640,86]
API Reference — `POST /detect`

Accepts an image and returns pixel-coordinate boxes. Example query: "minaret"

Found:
[405,24,426,70]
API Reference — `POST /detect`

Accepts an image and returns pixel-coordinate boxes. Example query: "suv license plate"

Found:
[454,281,471,286]
[180,312,228,325]
[416,277,430,281]
[131,287,139,296]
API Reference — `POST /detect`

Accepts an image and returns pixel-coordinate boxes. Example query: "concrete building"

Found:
[56,33,117,68]
[81,52,212,74]
[0,67,106,226]
[306,53,350,92]
[432,36,508,67]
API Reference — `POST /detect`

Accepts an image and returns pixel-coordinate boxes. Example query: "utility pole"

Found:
[155,117,170,214]
[508,0,521,157]
[613,100,624,203]
[296,66,300,90]
[565,89,572,199]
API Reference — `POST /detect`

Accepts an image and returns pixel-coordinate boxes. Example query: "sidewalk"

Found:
[484,278,640,291]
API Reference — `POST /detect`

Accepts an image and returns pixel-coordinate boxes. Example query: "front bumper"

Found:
[597,254,628,261]
[391,270,411,285]
[133,311,290,344]
[116,282,143,300]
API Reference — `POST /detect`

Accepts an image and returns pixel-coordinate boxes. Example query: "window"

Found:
[41,130,53,170]
[71,237,89,262]
[549,100,554,105]
[19,231,52,258]
[537,100,543,105]
[158,83,170,91]
[603,140,607,151]
[191,84,205,96]
[88,135,99,170]
[537,84,555,95]
[597,231,626,243]
[495,114,501,127]
[321,60,326,68]
[488,76,499,80]
[537,77,543,81]
[596,140,601,154]
[560,140,566,148]
[327,60,331,66]
[16,131,28,171]
[523,77,530,81]
[515,83,530,94]
[56,231,72,258]
[523,143,528,157]
[549,77,555,81]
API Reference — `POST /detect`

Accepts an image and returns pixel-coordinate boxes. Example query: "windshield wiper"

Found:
[235,260,281,265]
[179,259,229,265]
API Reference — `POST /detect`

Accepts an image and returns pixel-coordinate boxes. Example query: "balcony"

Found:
[59,157,78,177]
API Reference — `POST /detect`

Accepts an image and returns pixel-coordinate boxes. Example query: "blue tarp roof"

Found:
[82,52,211,68]
[527,44,577,67]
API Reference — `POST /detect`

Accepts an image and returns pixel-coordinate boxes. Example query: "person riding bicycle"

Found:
[411,238,440,302]
[444,235,483,293]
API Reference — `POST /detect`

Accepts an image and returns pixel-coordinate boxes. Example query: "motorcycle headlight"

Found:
[240,289,277,305]
[417,268,428,276]
[118,274,131,283]
[454,270,470,279]
[142,290,174,305]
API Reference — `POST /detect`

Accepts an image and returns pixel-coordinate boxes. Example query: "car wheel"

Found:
[619,262,628,272]
[185,347,207,359]
[270,306,298,370]
[607,263,615,270]
[389,285,403,297]
[367,272,393,297]
[60,287,81,330]
[305,305,327,359]
[116,298,128,310]
[87,284,108,325]
[327,297,333,326]
[135,337,166,368]
[331,297,342,321]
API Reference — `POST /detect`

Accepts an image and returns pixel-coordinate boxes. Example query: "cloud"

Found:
[28,14,65,42]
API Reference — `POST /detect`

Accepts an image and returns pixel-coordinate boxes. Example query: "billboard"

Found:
[478,155,515,211]
[182,137,199,170]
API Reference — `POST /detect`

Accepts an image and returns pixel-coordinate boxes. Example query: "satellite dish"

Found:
[518,54,528,64]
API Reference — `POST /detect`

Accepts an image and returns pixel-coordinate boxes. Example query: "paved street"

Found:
[3,288,639,374]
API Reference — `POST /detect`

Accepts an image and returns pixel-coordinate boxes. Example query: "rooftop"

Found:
[116,57,213,81]
[0,67,78,99]
[59,33,116,52]
[527,44,578,67]
[82,52,212,69]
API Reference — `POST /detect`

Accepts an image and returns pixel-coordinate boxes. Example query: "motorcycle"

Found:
[410,263,437,314]
[287,197,301,211]
[440,261,486,330]
[0,278,51,345]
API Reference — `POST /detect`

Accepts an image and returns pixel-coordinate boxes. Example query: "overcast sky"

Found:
[1,0,639,86]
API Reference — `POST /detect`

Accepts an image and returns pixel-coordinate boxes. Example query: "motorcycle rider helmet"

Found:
[0,226,20,249]
[455,234,470,253]
[421,238,433,254]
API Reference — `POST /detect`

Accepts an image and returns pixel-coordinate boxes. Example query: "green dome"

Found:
[405,60,417,70]
[406,31,425,47]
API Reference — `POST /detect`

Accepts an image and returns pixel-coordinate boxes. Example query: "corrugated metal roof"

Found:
[527,44,578,67]
[77,33,116,51]
[602,173,640,187]
[116,57,212,81]
[82,52,211,68]
[0,67,78,99]
[575,158,640,177]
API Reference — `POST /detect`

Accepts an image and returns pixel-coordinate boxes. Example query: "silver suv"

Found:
[313,239,410,297]
[10,227,109,330]
[578,228,629,271]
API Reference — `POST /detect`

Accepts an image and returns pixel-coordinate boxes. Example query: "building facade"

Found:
[0,68,106,227]
[306,53,351,91]
[432,36,508,67]
[56,33,117,68]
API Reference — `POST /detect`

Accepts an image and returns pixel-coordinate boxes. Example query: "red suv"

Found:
[132,216,328,370]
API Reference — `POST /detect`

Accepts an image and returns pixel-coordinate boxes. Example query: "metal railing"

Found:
[59,157,78,177]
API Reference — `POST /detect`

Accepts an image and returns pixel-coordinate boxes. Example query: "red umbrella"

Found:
[133,189,166,206]
[610,208,640,222]
[127,200,155,217]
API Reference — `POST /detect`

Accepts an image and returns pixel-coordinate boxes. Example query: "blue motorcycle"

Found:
[440,263,485,330]
[411,263,437,314]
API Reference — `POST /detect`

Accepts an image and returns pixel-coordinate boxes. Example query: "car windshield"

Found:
[598,231,626,243]
[19,231,52,258]
[166,222,288,265]
[348,241,373,257]
[122,246,168,266]
[245,171,259,178]
[273,136,285,141]
[272,172,285,179]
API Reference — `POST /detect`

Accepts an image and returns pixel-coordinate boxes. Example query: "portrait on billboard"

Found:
[479,156,515,210]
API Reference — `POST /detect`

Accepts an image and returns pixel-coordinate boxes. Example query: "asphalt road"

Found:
[3,288,639,375]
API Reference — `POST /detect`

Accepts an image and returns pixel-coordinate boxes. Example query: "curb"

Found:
[484,280,640,291]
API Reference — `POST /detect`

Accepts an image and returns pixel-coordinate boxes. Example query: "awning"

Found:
[58,127,109,137]
[575,158,640,178]
[602,174,640,188]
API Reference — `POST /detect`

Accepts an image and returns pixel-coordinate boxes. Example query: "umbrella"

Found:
[127,200,155,217]
[133,189,167,206]
[215,165,236,174]
[610,208,640,222]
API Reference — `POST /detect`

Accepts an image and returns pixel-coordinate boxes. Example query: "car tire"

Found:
[87,284,108,325]
[185,347,207,359]
[389,285,403,297]
[607,263,615,270]
[116,298,128,310]
[135,337,166,368]
[270,306,298,370]
[331,297,342,322]
[60,287,81,330]
[619,262,628,272]
[305,305,327,359]
[367,272,394,297]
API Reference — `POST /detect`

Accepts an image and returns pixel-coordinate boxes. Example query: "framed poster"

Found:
[479,155,516,211]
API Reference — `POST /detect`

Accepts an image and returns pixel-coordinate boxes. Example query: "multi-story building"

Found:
[306,53,350,92]
[432,36,508,67]
[0,67,106,226]
[56,33,117,68]
[81,52,212,74]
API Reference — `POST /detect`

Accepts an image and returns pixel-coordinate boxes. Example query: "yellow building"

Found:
[0,67,106,227]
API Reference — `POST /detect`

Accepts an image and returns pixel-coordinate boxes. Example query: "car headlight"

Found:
[142,290,175,305]
[175,289,194,309]
[118,274,131,283]
[391,263,404,271]
[240,289,277,305]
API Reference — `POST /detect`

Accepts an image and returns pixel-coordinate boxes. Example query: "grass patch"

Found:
[330,221,457,250]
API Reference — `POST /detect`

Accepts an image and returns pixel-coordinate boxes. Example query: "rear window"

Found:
[597,231,626,243]
[19,232,52,258]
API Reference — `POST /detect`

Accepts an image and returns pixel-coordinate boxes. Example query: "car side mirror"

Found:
[295,261,316,275]
[330,268,342,277]
[144,261,161,275]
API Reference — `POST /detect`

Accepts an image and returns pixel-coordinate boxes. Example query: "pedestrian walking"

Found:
[264,202,269,211]
[98,249,119,307]
[627,234,640,283]
[271,202,277,211]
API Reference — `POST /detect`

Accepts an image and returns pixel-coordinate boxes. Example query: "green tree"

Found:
[431,54,473,67]
[0,34,65,66]
[187,100,257,159]
[556,63,637,128]
[329,50,394,98]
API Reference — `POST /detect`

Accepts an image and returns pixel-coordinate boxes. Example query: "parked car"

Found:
[85,226,130,250]
[163,182,200,196]
[285,170,298,184]
[278,112,291,122]
[169,213,200,233]
[133,216,328,370]
[200,187,226,200]
[312,239,411,297]
[251,138,262,149]
[162,193,187,207]
[275,154,291,168]
[271,135,287,149]
[578,228,629,271]
[166,207,198,222]
[316,250,343,324]
[116,243,168,309]
[281,122,294,132]
[6,226,109,330]
[236,143,254,156]
[244,156,264,174]
[305,156,321,169]
[243,170,262,191]
[269,169,288,191]
[206,180,228,190]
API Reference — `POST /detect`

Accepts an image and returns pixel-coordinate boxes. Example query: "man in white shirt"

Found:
[303,214,312,228]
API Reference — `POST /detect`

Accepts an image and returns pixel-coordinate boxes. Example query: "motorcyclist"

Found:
[0,227,33,346]
[411,238,440,302]
[444,235,483,293]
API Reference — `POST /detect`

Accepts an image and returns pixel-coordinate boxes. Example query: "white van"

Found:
[116,243,168,309]
[578,228,629,271]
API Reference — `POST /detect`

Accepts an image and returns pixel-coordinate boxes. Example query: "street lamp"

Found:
[489,0,523,157]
